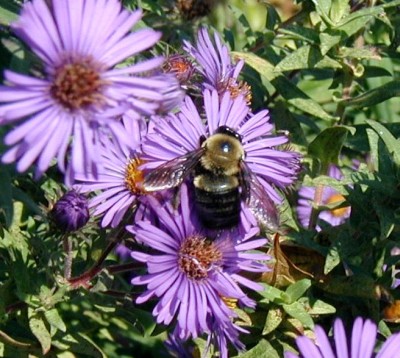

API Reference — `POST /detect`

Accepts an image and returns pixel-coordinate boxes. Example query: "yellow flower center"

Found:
[221,296,238,309]
[125,157,146,195]
[325,193,350,218]
[225,78,252,105]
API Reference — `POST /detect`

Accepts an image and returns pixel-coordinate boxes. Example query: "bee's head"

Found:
[201,126,244,175]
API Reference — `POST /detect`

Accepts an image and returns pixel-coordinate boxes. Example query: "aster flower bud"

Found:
[163,55,195,85]
[50,190,89,232]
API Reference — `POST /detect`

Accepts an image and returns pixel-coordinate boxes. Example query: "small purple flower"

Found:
[50,190,89,232]
[184,27,251,103]
[74,112,147,228]
[297,165,351,230]
[128,184,269,355]
[142,89,300,205]
[285,317,400,358]
[0,0,180,183]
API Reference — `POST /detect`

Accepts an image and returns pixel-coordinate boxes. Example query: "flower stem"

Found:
[0,329,32,349]
[107,262,144,274]
[63,234,73,279]
[68,226,126,289]
[308,184,325,230]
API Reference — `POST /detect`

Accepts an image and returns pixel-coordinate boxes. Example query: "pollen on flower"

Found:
[125,157,146,195]
[178,235,222,280]
[221,296,238,309]
[51,58,106,110]
[223,78,252,105]
[325,193,350,218]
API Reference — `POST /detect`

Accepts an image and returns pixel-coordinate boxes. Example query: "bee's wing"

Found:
[240,161,280,232]
[143,148,205,192]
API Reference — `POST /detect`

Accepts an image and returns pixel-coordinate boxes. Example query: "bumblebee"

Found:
[143,126,279,231]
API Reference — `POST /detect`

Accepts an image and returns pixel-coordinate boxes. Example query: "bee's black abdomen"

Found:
[194,186,241,229]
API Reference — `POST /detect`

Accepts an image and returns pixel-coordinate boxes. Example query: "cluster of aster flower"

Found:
[0,0,301,354]
[0,0,183,185]
[286,316,400,358]
[73,24,301,354]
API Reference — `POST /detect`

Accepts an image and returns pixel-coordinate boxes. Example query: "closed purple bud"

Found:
[50,191,89,232]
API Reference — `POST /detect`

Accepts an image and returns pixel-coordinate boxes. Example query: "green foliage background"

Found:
[0,0,400,357]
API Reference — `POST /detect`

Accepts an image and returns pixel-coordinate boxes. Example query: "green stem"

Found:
[335,65,353,124]
[68,226,127,289]
[63,234,73,279]
[0,330,32,349]
[107,262,144,274]
[308,162,330,230]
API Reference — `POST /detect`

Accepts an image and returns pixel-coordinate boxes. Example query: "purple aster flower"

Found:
[297,165,351,230]
[128,183,269,355]
[0,0,180,183]
[50,190,89,232]
[74,112,147,228]
[285,317,400,358]
[184,27,251,103]
[141,89,300,231]
[167,315,247,358]
[165,333,194,358]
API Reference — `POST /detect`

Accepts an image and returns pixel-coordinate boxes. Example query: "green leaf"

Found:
[275,45,341,72]
[275,45,342,72]
[277,26,319,44]
[272,101,308,146]
[271,76,337,121]
[304,174,353,193]
[311,0,334,26]
[28,309,51,355]
[366,128,380,171]
[0,1,19,25]
[282,302,314,328]
[382,0,400,7]
[367,120,400,166]
[330,0,350,24]
[335,5,382,29]
[339,46,381,60]
[0,167,13,227]
[317,274,382,300]
[305,299,336,315]
[285,279,312,303]
[52,333,105,358]
[79,333,108,357]
[233,51,336,121]
[324,245,341,274]
[262,307,283,335]
[341,81,400,108]
[275,46,313,72]
[258,284,289,304]
[320,31,342,55]
[44,309,66,333]
[232,51,278,81]
[240,339,280,358]
[308,126,355,169]
[363,65,392,78]
[373,200,395,239]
